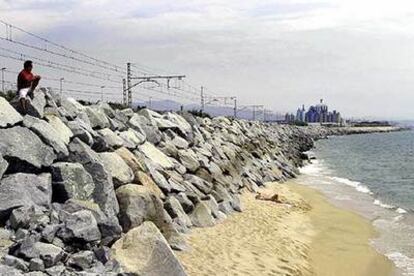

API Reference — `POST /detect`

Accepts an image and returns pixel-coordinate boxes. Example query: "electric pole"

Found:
[122,78,127,106]
[1,67,6,93]
[233,97,237,118]
[126,63,132,107]
[59,77,64,96]
[200,86,205,112]
[100,86,105,102]
[125,62,185,108]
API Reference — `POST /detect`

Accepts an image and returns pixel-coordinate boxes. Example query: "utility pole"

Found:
[100,86,105,102]
[126,63,132,107]
[149,96,152,109]
[200,86,204,112]
[125,62,185,108]
[1,67,6,93]
[59,77,64,96]
[122,78,127,106]
[233,97,237,118]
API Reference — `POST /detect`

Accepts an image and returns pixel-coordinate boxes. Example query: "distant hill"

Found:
[133,99,284,121]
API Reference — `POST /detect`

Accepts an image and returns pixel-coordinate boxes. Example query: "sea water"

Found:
[297,130,414,275]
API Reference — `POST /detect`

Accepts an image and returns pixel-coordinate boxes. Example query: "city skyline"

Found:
[286,99,343,124]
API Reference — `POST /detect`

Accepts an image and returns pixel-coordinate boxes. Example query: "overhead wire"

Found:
[0,20,126,74]
[0,46,123,80]
[0,20,250,113]
[0,53,121,83]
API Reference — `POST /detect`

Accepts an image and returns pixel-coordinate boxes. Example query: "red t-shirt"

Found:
[17,69,34,90]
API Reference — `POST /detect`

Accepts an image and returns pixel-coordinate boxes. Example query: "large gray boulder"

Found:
[154,117,179,130]
[66,250,96,271]
[164,112,193,136]
[94,128,124,151]
[164,197,192,228]
[112,221,187,276]
[171,135,189,150]
[0,126,56,170]
[68,138,119,218]
[184,174,213,194]
[109,116,128,131]
[146,165,173,193]
[50,162,95,202]
[138,142,174,169]
[23,116,69,157]
[19,241,64,268]
[129,114,162,145]
[96,102,115,118]
[173,193,194,213]
[67,118,97,146]
[2,255,29,272]
[0,97,23,127]
[178,149,200,172]
[117,129,145,149]
[116,184,166,232]
[0,173,52,221]
[85,106,110,129]
[99,152,134,188]
[138,109,162,124]
[44,115,73,145]
[0,264,24,275]
[135,170,165,200]
[115,147,147,176]
[61,199,122,245]
[190,201,216,227]
[60,97,85,118]
[59,210,101,242]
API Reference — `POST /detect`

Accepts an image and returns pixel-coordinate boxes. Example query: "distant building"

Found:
[285,113,295,123]
[296,105,306,122]
[294,99,343,125]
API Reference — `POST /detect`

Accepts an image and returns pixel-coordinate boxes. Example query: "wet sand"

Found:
[290,183,396,276]
[177,182,396,276]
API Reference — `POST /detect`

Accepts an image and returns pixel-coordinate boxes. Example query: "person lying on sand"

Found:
[255,192,282,203]
[17,60,41,114]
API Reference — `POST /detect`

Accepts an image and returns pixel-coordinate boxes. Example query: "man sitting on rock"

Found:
[17,60,41,114]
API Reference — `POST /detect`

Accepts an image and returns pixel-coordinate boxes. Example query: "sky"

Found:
[2,0,414,119]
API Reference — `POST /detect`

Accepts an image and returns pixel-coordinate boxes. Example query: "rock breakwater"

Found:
[0,89,401,275]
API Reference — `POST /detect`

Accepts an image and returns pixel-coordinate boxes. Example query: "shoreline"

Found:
[290,183,397,276]
[177,181,396,276]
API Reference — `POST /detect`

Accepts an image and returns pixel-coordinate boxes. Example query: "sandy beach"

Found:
[177,182,396,276]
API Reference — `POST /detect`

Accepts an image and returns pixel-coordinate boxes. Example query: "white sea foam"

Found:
[373,199,395,209]
[299,160,324,175]
[386,252,414,275]
[330,176,373,194]
[397,208,408,214]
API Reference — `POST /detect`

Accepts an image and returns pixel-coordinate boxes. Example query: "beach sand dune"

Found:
[178,182,396,276]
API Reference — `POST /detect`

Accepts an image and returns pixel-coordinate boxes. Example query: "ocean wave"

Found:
[299,160,324,175]
[373,199,408,215]
[397,208,408,214]
[330,176,373,194]
[386,252,414,275]
[373,199,395,209]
